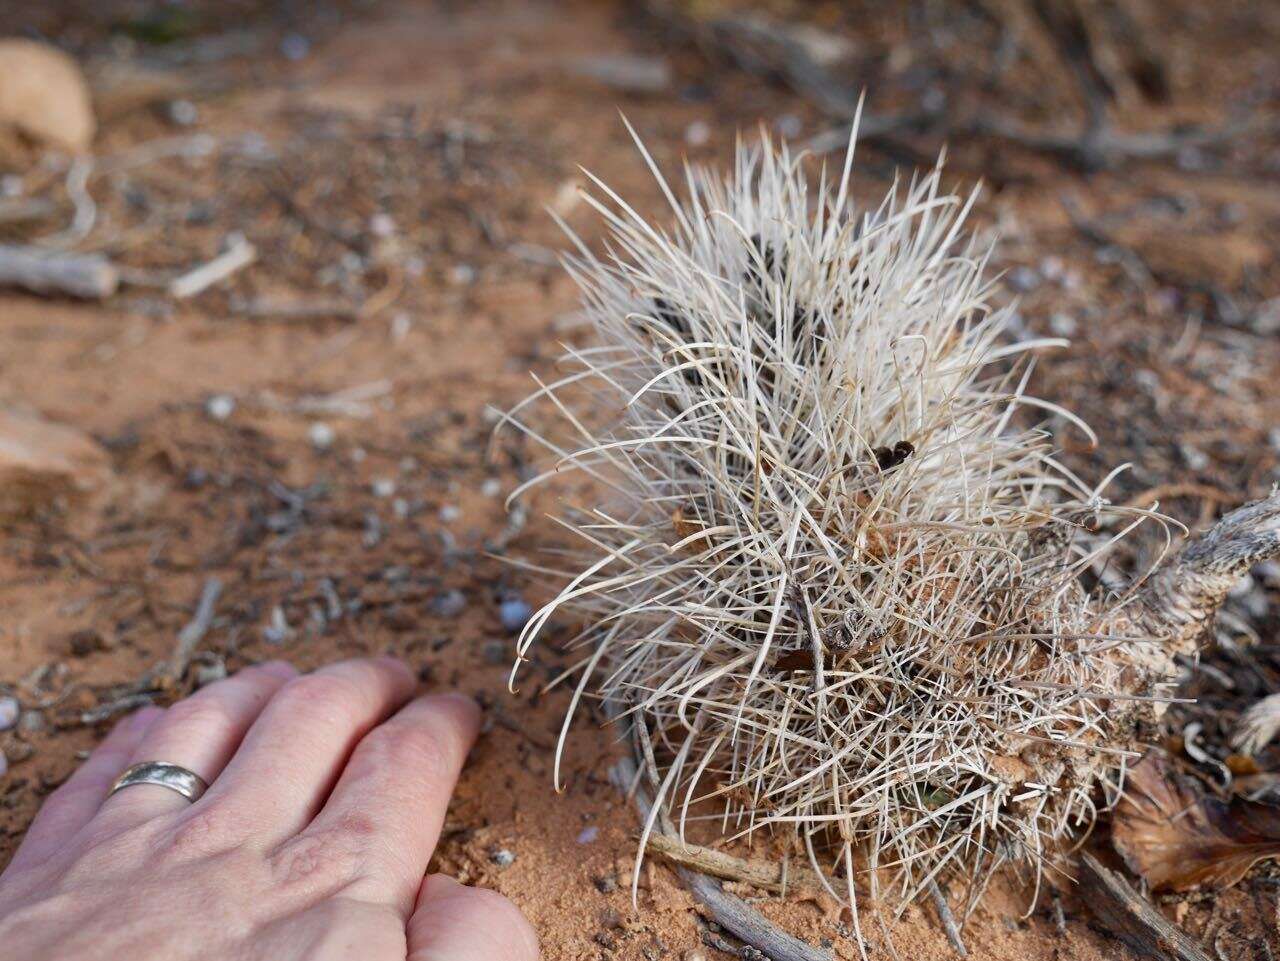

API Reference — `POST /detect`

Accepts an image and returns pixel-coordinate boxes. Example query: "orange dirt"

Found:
[2,2,1278,959]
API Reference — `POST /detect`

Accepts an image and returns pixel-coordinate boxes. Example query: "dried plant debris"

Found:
[1112,752,1280,891]
[501,121,1280,914]
[1230,692,1280,758]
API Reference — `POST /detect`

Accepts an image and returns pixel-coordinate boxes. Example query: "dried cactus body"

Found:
[503,127,1279,909]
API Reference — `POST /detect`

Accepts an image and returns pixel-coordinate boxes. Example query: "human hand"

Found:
[0,657,539,960]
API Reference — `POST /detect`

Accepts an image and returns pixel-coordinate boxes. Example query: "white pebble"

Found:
[371,478,397,498]
[205,394,236,421]
[684,120,710,147]
[439,504,461,523]
[576,826,599,845]
[369,213,396,238]
[481,478,502,498]
[491,848,516,867]
[308,422,335,450]
[0,695,19,732]
[1049,313,1077,337]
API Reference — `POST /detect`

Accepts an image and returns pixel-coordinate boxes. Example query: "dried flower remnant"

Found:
[1112,752,1280,891]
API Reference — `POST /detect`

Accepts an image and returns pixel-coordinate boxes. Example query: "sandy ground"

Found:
[2,1,1279,958]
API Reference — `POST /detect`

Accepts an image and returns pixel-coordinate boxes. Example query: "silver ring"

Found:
[108,762,208,804]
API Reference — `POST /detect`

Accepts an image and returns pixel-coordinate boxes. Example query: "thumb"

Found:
[407,874,540,961]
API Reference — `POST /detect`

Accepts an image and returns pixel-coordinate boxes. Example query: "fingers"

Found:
[284,693,480,912]
[7,707,163,873]
[96,661,297,828]
[203,657,417,840]
[408,875,540,961]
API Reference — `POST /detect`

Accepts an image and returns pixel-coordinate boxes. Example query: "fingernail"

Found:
[257,660,298,680]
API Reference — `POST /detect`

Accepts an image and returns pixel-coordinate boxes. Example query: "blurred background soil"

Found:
[0,1,1278,958]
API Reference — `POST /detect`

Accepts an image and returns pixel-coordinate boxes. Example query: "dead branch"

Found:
[167,577,223,682]
[169,235,256,299]
[645,833,825,896]
[1076,853,1210,961]
[926,880,967,957]
[0,244,118,299]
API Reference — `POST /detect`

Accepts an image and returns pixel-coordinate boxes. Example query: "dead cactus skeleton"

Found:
[499,118,1280,916]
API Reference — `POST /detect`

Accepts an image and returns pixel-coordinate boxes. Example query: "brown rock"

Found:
[0,406,112,522]
[0,39,95,155]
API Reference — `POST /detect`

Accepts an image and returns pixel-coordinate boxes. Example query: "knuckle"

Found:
[273,672,366,721]
[161,800,242,861]
[362,722,453,781]
[270,829,361,894]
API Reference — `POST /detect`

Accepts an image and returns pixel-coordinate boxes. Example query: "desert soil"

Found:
[2,1,1279,959]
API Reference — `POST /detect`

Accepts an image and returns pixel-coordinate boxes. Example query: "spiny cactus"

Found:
[500,122,1280,915]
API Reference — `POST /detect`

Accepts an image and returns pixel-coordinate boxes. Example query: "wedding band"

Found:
[108,762,208,803]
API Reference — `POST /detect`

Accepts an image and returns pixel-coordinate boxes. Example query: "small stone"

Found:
[684,952,708,961]
[0,39,96,155]
[498,597,533,633]
[0,407,113,523]
[308,422,335,450]
[1006,265,1040,293]
[369,212,396,238]
[490,848,516,868]
[431,589,467,618]
[775,113,802,138]
[280,33,310,60]
[166,99,198,126]
[19,709,45,734]
[0,695,19,731]
[439,504,461,523]
[448,263,476,287]
[1048,313,1077,337]
[593,873,617,893]
[684,120,710,147]
[576,825,599,845]
[205,394,236,421]
[194,662,228,687]
[371,478,396,498]
[481,477,502,498]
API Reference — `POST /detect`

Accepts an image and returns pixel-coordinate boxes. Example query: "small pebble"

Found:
[439,504,461,523]
[205,394,236,421]
[371,478,397,498]
[1048,313,1077,337]
[576,825,599,845]
[775,113,803,138]
[308,422,335,450]
[491,848,516,868]
[166,99,198,126]
[684,120,710,147]
[431,589,467,619]
[19,710,46,734]
[481,478,502,498]
[280,33,311,60]
[369,212,396,238]
[0,695,19,732]
[195,662,228,687]
[685,952,708,961]
[1006,265,1040,293]
[499,597,533,633]
[449,264,477,286]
